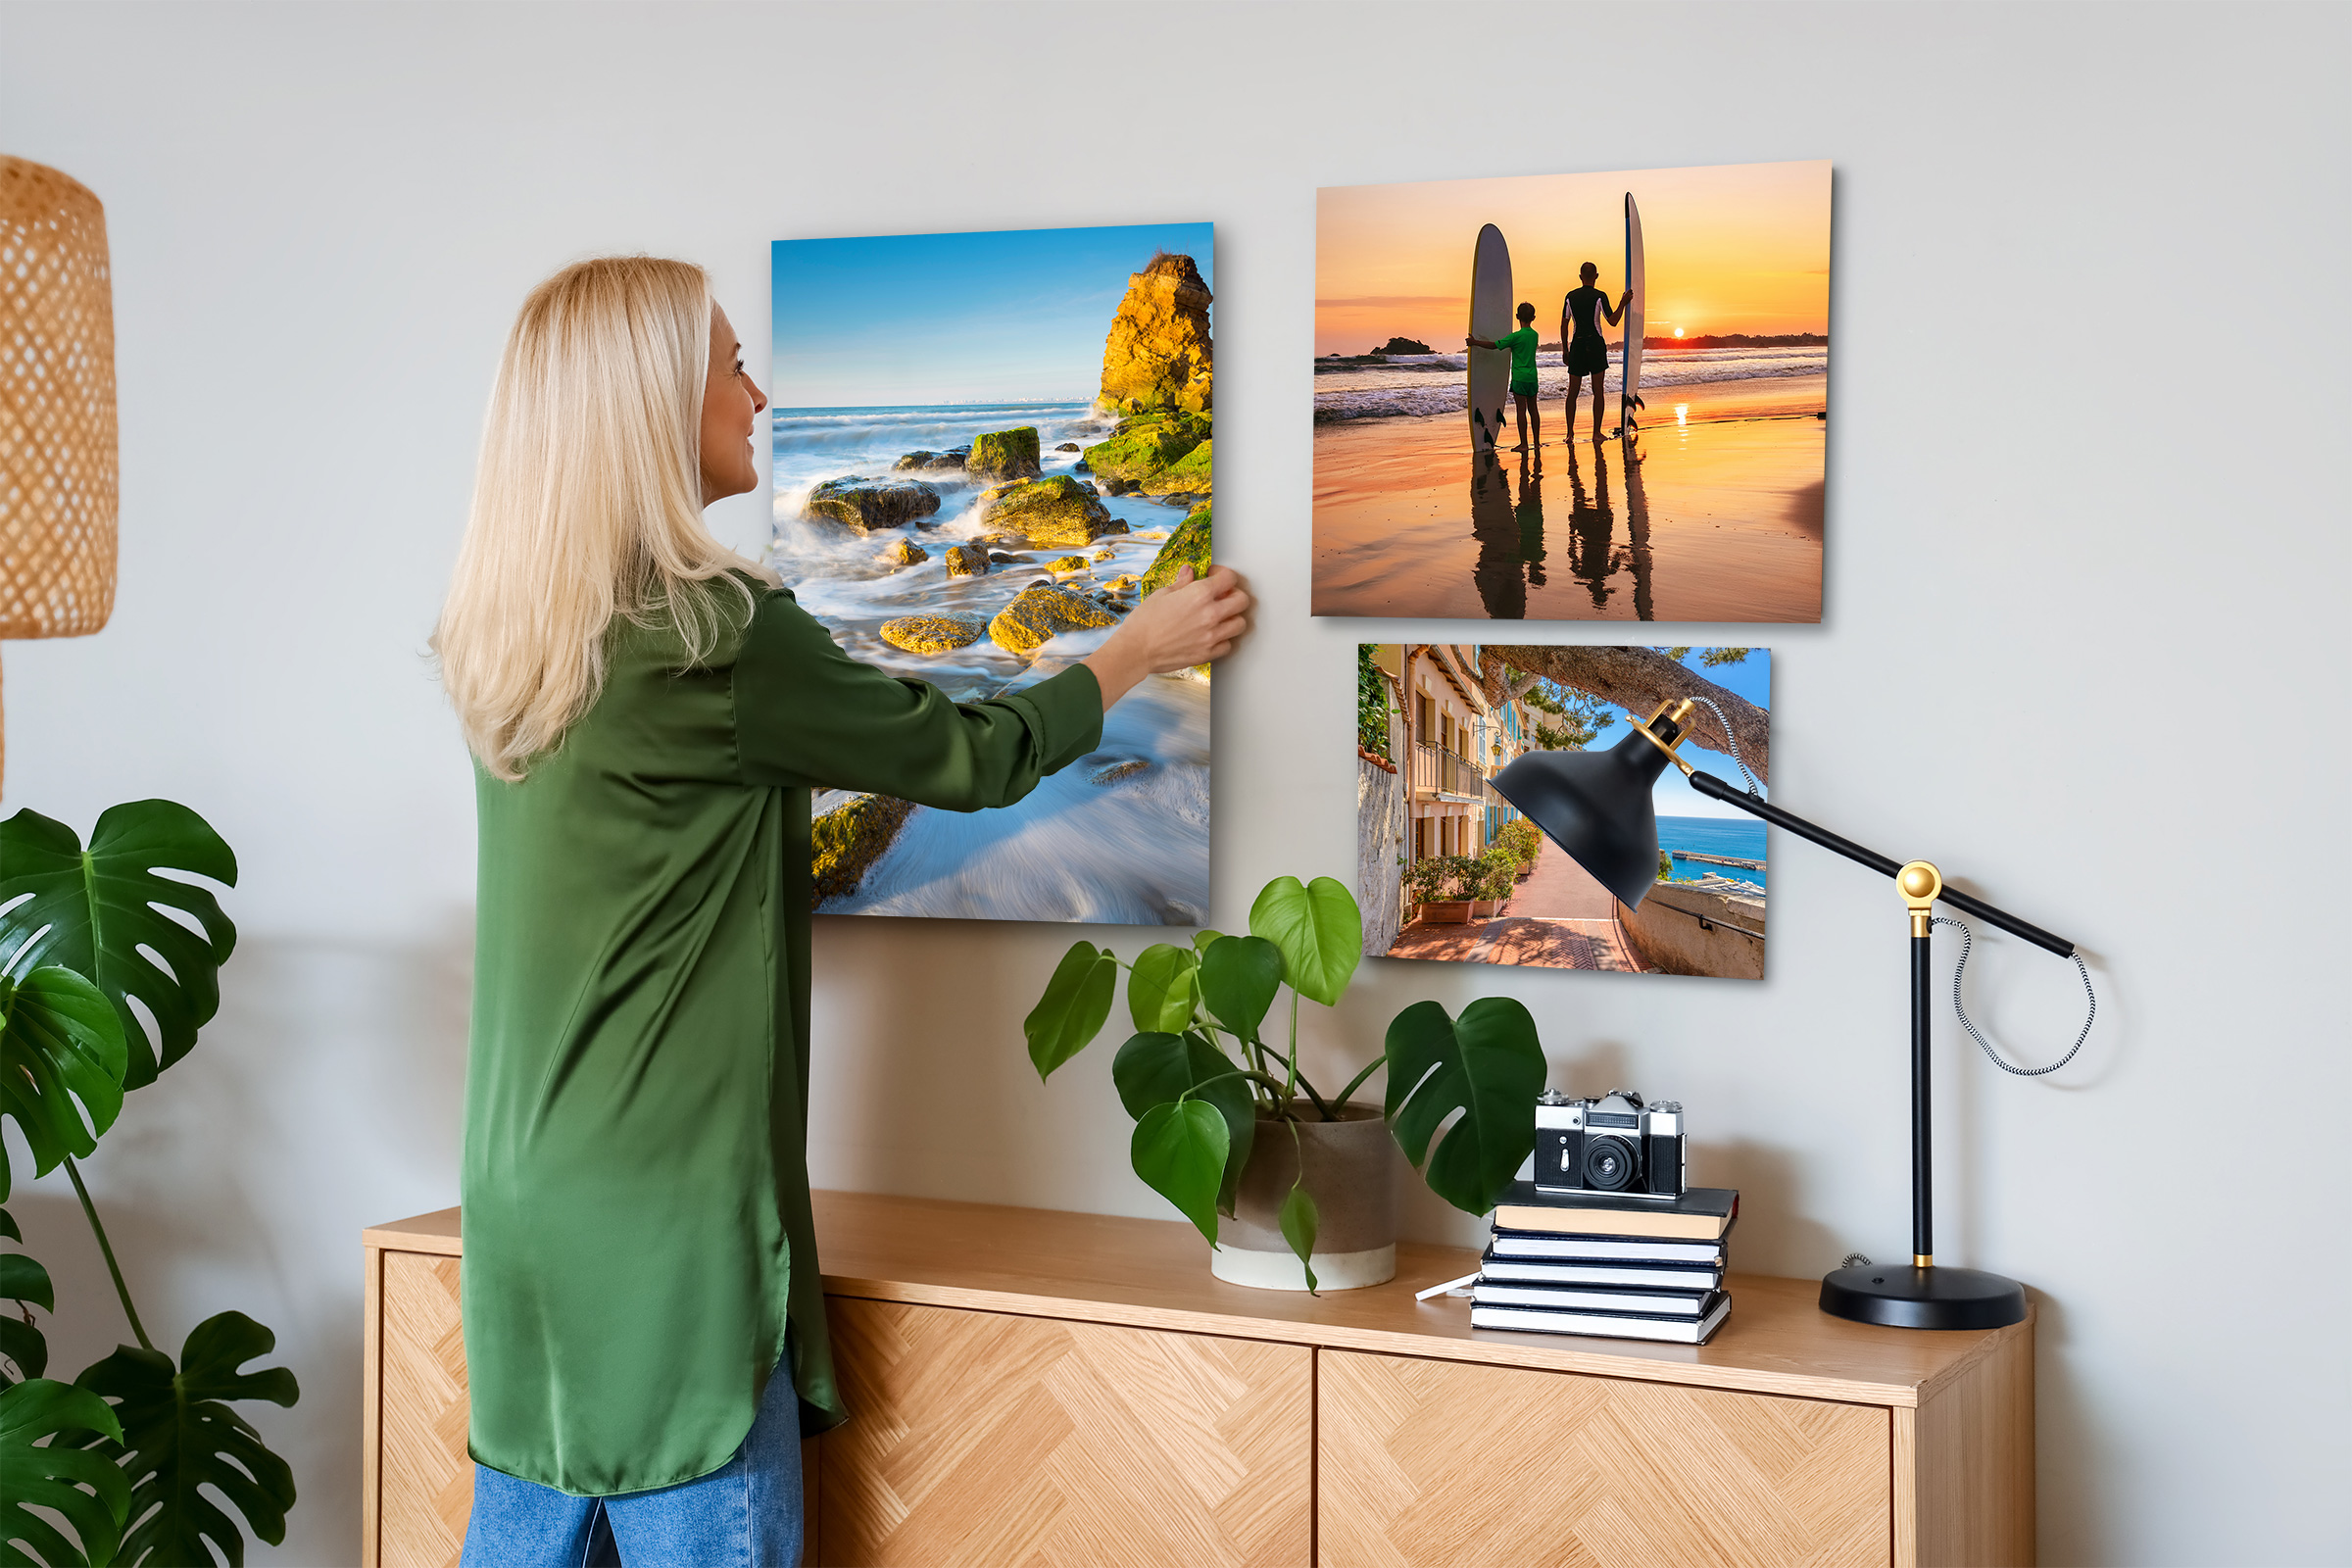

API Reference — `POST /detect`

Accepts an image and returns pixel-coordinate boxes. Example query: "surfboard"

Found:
[1469,222,1512,452]
[1621,193,1645,434]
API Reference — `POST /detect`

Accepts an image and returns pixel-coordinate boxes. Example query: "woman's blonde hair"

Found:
[432,256,776,780]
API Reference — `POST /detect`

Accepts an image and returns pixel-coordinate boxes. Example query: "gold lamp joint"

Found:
[1630,698,1698,776]
[1899,860,1942,938]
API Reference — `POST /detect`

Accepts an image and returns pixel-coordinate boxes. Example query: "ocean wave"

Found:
[821,673,1209,924]
[1313,348,1827,422]
[770,401,1111,461]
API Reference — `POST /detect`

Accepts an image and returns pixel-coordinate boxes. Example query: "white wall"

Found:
[4,4,2344,1562]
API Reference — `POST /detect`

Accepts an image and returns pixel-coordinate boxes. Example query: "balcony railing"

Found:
[1413,743,1490,801]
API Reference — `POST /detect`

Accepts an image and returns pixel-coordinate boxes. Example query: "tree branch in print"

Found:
[1480,646,1769,782]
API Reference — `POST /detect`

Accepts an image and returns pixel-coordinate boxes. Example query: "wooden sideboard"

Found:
[363,1191,2033,1567]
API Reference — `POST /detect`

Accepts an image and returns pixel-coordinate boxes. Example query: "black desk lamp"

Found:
[1493,697,2084,1330]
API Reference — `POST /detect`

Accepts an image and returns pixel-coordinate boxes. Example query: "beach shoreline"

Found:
[1312,373,1824,621]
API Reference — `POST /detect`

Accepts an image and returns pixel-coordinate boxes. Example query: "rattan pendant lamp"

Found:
[0,156,120,793]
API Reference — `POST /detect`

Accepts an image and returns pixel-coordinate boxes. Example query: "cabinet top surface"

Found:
[367,1189,2027,1408]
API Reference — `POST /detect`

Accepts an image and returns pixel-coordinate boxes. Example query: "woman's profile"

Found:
[1559,261,1631,444]
[432,256,1249,1565]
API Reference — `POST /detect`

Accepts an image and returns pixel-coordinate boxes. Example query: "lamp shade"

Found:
[1491,716,1680,909]
[1,156,118,641]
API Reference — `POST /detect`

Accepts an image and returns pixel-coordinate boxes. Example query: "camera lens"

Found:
[1582,1135,1638,1191]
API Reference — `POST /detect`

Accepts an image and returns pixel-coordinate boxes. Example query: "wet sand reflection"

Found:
[1311,377,1825,621]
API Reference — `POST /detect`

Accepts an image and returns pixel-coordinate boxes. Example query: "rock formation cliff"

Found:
[1097,252,1213,415]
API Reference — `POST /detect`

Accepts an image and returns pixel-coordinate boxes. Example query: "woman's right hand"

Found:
[1080,564,1252,708]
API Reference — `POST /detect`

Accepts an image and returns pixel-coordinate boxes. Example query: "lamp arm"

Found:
[1685,769,2077,958]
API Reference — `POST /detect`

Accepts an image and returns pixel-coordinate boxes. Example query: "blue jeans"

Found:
[460,1365,805,1568]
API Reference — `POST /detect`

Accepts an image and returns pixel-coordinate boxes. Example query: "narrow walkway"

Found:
[1386,915,1639,971]
[1507,838,1620,918]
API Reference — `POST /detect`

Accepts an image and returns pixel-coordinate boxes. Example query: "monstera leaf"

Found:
[1112,1031,1254,1213]
[75,1311,299,1567]
[1124,944,1201,1034]
[1,1208,54,1386]
[1130,1101,1230,1247]
[1278,1180,1320,1295]
[0,804,238,1091]
[1198,935,1284,1044]
[1384,997,1546,1215]
[1247,875,1361,1007]
[1023,941,1116,1079]
[0,967,128,1201]
[0,1377,128,1568]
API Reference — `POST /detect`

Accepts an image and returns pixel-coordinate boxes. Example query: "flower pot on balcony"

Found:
[1210,1103,1397,1291]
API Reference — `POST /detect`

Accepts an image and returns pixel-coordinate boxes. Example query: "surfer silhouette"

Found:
[1467,302,1544,461]
[1560,262,1630,444]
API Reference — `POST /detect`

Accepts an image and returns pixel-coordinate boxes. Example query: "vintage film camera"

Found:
[1533,1089,1686,1200]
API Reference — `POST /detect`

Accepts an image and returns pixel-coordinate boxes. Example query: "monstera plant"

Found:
[0,801,299,1567]
[1022,874,1546,1288]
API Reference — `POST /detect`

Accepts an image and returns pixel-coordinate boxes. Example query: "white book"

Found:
[1488,1230,1725,1265]
[1471,1282,1711,1316]
[1471,1294,1732,1346]
[1480,1257,1725,1293]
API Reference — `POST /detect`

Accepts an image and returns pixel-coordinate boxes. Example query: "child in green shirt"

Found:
[1469,302,1544,459]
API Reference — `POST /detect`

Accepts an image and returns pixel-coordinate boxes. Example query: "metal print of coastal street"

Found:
[771,223,1213,924]
[1358,645,1769,978]
[1314,162,1829,621]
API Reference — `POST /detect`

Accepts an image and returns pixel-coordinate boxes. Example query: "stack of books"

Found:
[1471,1182,1739,1345]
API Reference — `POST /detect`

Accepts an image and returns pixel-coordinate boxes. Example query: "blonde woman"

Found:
[435,257,1250,1566]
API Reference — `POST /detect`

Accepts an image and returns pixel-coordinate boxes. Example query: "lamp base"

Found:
[1818,1264,2027,1330]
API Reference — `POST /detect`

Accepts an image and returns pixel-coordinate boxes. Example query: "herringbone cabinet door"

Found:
[819,1298,1312,1566]
[381,1252,473,1568]
[1319,1349,1889,1568]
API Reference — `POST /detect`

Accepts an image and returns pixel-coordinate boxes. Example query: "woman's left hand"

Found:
[1081,564,1252,708]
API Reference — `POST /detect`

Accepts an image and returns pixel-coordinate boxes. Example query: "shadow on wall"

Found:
[8,925,472,1566]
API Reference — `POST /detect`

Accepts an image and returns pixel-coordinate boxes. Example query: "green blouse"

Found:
[461,578,1103,1495]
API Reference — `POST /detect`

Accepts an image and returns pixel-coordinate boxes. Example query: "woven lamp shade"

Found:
[2,156,119,641]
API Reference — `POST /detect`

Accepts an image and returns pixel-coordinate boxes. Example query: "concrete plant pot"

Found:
[1210,1103,1397,1291]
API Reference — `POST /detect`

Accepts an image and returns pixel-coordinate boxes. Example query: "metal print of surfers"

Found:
[1313,160,1829,622]
[771,223,1216,925]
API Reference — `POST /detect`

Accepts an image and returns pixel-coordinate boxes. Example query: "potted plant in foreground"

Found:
[0,801,300,1566]
[1022,875,1544,1292]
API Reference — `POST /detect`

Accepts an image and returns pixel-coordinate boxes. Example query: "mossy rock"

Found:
[810,793,914,907]
[1081,410,1210,482]
[879,613,986,654]
[981,475,1128,548]
[967,426,1042,480]
[1045,555,1090,573]
[988,583,1120,655]
[1054,442,1082,452]
[941,544,989,577]
[880,537,929,567]
[893,451,937,470]
[806,476,942,534]
[1089,759,1152,786]
[1140,500,1211,593]
[987,551,1034,564]
[1140,437,1211,496]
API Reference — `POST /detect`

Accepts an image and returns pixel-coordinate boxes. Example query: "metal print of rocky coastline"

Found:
[1315,162,1829,622]
[771,223,1214,924]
